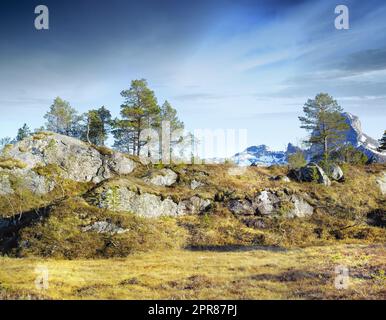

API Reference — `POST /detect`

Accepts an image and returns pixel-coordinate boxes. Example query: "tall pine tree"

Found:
[299,93,349,160]
[115,79,160,155]
[44,97,80,136]
[159,100,184,161]
[82,106,112,145]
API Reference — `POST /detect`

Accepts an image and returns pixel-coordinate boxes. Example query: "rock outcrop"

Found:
[0,132,136,194]
[87,182,211,218]
[143,168,177,187]
[228,190,314,218]
[82,221,128,235]
[288,163,331,186]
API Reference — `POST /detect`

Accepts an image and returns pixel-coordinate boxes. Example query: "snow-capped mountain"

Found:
[232,112,386,166]
[341,112,386,162]
[308,112,386,162]
[232,144,296,166]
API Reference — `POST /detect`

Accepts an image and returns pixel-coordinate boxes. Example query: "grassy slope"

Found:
[0,244,385,300]
[0,162,385,299]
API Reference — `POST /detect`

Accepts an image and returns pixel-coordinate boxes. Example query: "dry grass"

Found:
[0,244,384,300]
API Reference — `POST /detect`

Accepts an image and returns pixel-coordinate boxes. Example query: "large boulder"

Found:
[0,132,136,193]
[228,199,255,215]
[97,188,178,217]
[254,190,280,215]
[289,163,331,186]
[286,195,314,218]
[107,153,136,176]
[328,164,344,182]
[177,196,211,215]
[228,190,314,218]
[144,168,178,187]
[0,169,54,195]
[87,183,211,217]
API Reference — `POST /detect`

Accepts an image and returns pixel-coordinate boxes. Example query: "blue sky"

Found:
[0,0,385,155]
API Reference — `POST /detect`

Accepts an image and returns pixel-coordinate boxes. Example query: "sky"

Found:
[0,0,385,157]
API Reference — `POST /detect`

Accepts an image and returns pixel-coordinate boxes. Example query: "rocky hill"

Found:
[0,132,385,258]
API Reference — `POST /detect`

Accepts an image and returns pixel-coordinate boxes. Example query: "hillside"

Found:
[0,132,385,259]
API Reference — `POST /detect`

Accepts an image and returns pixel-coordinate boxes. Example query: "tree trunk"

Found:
[324,136,328,160]
[86,117,91,144]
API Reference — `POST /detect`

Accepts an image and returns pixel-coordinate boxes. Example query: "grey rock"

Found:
[289,163,331,186]
[95,187,178,217]
[254,190,280,215]
[22,171,55,194]
[190,180,204,190]
[0,132,137,192]
[286,195,314,218]
[228,190,314,218]
[269,175,290,182]
[108,153,136,176]
[228,199,255,215]
[0,169,54,195]
[144,169,178,186]
[376,172,386,195]
[0,174,14,195]
[328,164,344,181]
[82,221,127,235]
[177,196,211,215]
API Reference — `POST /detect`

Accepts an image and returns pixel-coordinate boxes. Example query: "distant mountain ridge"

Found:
[233,112,386,166]
[341,112,386,163]
[232,144,300,166]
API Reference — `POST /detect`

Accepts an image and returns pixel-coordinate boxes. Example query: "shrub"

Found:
[288,151,306,169]
[330,145,368,165]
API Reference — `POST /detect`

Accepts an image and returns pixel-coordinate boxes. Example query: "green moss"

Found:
[93,145,114,156]
[0,157,27,170]
[33,164,63,178]
[33,132,53,140]
[46,139,57,151]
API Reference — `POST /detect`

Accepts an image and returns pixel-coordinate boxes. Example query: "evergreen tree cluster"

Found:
[4,79,184,158]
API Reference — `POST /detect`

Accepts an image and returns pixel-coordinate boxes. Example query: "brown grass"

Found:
[0,244,384,300]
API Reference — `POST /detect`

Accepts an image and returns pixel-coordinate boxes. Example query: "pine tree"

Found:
[44,97,80,136]
[82,107,112,145]
[159,100,184,161]
[116,79,160,155]
[378,131,386,152]
[299,93,349,160]
[16,123,31,141]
